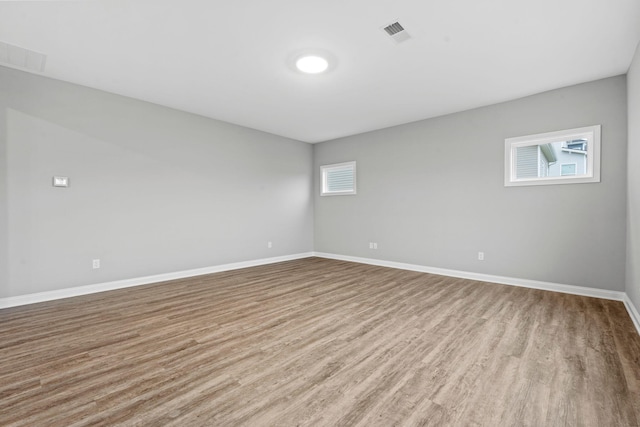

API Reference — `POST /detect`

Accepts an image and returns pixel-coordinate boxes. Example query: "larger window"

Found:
[321,161,356,196]
[504,125,601,187]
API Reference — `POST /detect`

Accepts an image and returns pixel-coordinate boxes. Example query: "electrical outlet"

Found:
[92,259,100,269]
[478,252,484,261]
[267,241,273,249]
[373,243,378,249]
[369,242,374,249]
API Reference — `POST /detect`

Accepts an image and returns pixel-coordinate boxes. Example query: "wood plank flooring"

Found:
[1,257,639,426]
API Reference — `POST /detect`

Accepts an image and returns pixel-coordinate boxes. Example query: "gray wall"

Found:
[0,65,632,300]
[627,43,640,312]
[314,76,628,291]
[0,66,314,298]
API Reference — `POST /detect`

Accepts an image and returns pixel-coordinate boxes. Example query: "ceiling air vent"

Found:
[382,21,411,44]
[0,41,47,73]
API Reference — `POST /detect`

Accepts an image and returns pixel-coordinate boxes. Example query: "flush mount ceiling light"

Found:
[295,55,329,74]
[288,49,336,75]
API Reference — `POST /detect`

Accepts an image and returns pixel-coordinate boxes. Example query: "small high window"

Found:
[321,161,356,196]
[505,125,601,187]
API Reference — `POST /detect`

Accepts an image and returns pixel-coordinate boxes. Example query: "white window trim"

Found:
[504,125,601,187]
[321,161,356,196]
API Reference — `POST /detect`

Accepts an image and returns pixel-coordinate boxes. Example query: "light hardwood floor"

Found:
[1,257,639,426]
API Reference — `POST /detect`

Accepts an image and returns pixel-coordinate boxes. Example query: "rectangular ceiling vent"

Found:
[0,41,47,73]
[383,22,405,36]
[382,21,411,44]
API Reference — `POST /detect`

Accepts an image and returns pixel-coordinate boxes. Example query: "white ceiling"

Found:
[1,0,639,143]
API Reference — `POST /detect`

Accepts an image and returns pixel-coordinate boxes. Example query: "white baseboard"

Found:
[0,252,314,309]
[622,294,640,336]
[313,252,625,300]
[3,250,639,337]
[313,252,640,336]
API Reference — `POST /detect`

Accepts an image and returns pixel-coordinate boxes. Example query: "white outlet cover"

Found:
[53,176,69,187]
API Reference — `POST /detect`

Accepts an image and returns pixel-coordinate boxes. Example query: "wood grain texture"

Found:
[1,257,639,426]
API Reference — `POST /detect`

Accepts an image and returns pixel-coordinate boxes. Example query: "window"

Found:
[321,161,356,196]
[566,140,587,151]
[505,125,601,187]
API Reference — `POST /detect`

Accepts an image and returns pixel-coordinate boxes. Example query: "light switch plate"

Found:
[53,176,69,187]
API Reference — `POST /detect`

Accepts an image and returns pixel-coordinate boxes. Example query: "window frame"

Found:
[320,161,357,196]
[504,125,601,187]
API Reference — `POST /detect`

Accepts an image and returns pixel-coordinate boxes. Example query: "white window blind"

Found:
[321,161,356,196]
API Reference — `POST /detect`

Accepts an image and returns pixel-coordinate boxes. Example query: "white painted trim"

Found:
[505,124,601,186]
[0,252,314,309]
[4,250,638,338]
[313,252,626,301]
[313,252,640,336]
[320,161,357,196]
[623,294,640,336]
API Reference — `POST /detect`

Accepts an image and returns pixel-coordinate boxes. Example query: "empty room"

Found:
[1,1,640,426]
